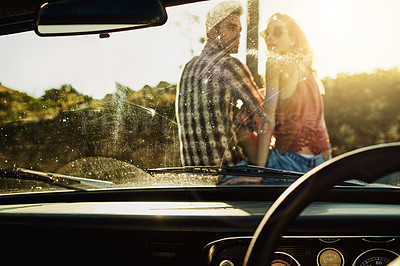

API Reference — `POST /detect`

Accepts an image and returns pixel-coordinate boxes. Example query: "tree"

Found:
[246,0,262,88]
[323,68,400,155]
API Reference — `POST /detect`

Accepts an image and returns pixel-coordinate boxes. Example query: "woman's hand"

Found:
[322,148,332,161]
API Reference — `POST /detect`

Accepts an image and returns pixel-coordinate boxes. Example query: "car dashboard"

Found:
[0,186,399,265]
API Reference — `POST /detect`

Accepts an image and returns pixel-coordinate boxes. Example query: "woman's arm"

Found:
[237,129,258,164]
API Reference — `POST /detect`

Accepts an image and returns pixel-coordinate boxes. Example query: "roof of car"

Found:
[0,0,207,36]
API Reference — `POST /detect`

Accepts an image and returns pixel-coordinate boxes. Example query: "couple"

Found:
[176,1,331,180]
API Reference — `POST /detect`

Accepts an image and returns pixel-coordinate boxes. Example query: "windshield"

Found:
[0,0,400,192]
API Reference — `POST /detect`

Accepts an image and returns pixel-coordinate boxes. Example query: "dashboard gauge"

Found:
[353,248,399,266]
[270,251,300,266]
[319,238,341,244]
[362,237,396,243]
[219,260,234,266]
[317,248,344,266]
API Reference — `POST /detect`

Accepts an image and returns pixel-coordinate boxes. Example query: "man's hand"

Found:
[237,130,258,164]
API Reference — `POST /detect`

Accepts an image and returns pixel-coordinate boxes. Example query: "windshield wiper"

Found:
[147,165,304,185]
[147,166,399,187]
[147,165,303,179]
[338,179,400,188]
[0,168,114,191]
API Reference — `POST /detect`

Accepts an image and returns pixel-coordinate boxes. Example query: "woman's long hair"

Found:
[266,13,325,94]
[268,13,313,58]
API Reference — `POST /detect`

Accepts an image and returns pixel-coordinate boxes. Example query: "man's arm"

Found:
[223,57,267,165]
[255,59,280,166]
[237,128,258,164]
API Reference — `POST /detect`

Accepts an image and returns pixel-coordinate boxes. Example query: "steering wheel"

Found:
[243,143,400,266]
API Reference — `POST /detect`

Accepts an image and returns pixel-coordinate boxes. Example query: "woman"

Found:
[257,13,331,173]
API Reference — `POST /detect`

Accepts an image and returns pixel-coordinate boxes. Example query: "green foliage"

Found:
[324,68,400,155]
[99,82,178,166]
[0,90,42,122]
[0,81,178,172]
[2,69,400,174]
[0,84,92,125]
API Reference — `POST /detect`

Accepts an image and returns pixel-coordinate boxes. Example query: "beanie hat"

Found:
[205,1,243,33]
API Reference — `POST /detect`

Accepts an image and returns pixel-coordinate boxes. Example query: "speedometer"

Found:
[353,248,399,266]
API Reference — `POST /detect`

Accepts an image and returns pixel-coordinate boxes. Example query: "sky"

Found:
[1,0,400,99]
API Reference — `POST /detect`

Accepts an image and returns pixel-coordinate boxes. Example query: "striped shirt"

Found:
[176,42,265,166]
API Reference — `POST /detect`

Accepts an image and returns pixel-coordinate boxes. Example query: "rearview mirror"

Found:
[35,0,167,36]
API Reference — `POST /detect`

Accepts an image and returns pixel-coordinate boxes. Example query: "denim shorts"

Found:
[267,149,327,173]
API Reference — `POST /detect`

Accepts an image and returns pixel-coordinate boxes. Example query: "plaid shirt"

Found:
[176,43,265,166]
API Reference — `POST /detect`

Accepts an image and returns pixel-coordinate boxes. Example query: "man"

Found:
[176,1,265,167]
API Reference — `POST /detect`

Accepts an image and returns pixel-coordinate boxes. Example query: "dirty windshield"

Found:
[1,0,400,192]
